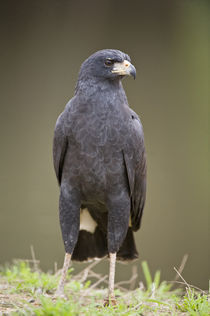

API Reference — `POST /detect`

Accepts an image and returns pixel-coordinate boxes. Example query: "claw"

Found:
[54,290,67,299]
[104,297,117,306]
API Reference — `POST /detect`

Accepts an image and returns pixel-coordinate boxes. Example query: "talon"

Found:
[104,297,117,306]
[54,290,67,299]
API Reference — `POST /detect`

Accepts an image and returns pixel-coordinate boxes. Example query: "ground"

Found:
[0,257,209,315]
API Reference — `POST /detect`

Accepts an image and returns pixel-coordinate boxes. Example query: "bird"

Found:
[53,49,146,304]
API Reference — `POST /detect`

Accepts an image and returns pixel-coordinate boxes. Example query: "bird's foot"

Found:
[104,296,117,306]
[54,289,67,300]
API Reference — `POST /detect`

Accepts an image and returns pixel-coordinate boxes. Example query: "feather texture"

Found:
[53,49,146,259]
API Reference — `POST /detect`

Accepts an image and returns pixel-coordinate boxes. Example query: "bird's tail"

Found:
[117,228,139,261]
[72,227,138,262]
[72,227,108,261]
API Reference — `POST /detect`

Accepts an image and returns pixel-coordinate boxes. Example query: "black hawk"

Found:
[53,49,146,303]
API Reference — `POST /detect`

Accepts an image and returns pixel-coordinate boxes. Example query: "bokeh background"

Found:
[0,0,209,289]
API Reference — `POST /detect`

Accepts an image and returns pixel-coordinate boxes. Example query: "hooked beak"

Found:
[111,60,136,79]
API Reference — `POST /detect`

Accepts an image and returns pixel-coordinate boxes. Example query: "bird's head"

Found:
[78,49,136,83]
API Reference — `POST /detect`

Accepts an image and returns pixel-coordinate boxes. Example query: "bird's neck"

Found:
[75,77,127,106]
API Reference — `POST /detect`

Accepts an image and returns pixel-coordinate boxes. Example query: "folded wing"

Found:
[53,112,68,185]
[123,111,146,231]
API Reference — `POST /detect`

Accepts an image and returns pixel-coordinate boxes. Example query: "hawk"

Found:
[53,49,146,304]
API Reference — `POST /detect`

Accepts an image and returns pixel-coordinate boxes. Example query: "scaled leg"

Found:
[56,253,71,297]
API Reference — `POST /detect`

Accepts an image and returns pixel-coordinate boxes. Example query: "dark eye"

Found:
[105,59,114,66]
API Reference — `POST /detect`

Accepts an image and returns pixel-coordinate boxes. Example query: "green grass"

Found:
[0,260,209,315]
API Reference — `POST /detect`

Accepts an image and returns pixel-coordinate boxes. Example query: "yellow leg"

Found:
[104,252,117,306]
[55,253,71,297]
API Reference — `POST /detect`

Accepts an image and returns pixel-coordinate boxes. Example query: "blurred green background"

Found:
[0,0,209,289]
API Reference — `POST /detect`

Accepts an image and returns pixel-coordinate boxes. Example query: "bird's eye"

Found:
[105,59,114,66]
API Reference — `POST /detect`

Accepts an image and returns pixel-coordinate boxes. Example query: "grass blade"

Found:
[141,261,152,290]
[154,270,161,289]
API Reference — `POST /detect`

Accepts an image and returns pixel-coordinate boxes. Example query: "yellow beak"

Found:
[111,60,136,79]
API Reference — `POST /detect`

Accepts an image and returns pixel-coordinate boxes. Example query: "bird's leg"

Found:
[55,253,71,297]
[104,252,117,306]
[56,185,80,297]
[108,252,116,298]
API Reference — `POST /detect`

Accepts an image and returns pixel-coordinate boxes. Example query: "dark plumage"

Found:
[53,49,146,301]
